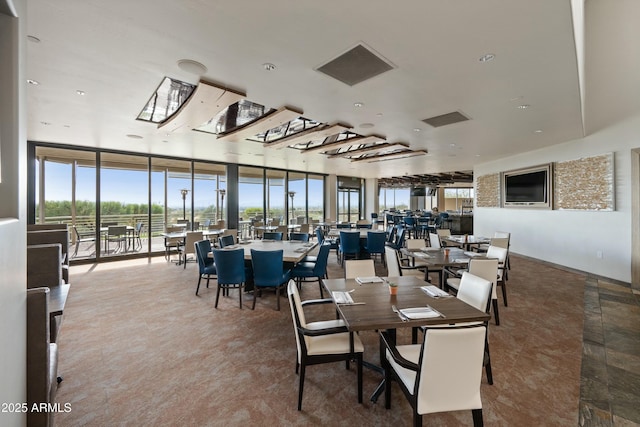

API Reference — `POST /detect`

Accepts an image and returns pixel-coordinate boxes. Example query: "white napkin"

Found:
[356,276,383,284]
[420,285,451,298]
[464,251,482,257]
[452,258,469,264]
[332,291,354,304]
[399,307,442,319]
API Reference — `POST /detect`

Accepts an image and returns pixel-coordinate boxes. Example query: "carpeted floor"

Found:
[53,251,585,426]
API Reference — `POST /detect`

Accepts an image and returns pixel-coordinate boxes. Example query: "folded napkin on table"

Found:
[420,285,452,298]
[399,307,442,319]
[332,291,354,304]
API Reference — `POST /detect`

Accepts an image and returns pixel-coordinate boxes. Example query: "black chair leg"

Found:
[501,282,508,306]
[492,299,500,325]
[472,409,484,426]
[298,363,306,411]
[214,285,221,308]
[196,276,202,296]
[357,354,363,403]
[413,413,422,427]
[238,284,242,309]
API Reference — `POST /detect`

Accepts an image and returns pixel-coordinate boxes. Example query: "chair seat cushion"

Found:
[307,331,364,356]
[386,344,421,395]
[302,255,318,263]
[446,278,461,290]
[291,262,316,276]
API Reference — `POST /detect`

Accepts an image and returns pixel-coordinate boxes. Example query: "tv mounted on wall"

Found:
[502,164,553,208]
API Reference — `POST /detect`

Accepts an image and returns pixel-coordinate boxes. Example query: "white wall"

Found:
[0,0,27,426]
[474,113,640,283]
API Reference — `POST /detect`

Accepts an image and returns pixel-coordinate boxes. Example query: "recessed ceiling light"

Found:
[376,113,384,117]
[449,143,456,148]
[509,96,523,102]
[479,53,495,62]
[162,140,169,143]
[534,129,543,133]
[354,102,364,108]
[263,63,276,71]
[27,79,39,85]
[359,123,374,129]
[76,90,86,96]
[63,125,71,128]
[126,134,143,139]
[40,121,51,126]
[413,128,421,132]
[27,35,41,43]
[517,104,530,109]
[475,154,481,157]
[177,59,207,75]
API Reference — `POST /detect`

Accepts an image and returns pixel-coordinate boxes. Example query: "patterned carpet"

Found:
[53,251,585,426]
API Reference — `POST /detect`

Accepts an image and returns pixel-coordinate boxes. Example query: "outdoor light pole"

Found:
[218,189,226,221]
[180,188,189,220]
[288,191,296,223]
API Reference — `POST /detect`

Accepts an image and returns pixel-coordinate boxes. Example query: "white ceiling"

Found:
[26,0,586,179]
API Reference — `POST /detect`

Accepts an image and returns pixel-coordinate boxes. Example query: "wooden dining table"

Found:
[442,235,491,251]
[400,247,472,287]
[322,275,490,401]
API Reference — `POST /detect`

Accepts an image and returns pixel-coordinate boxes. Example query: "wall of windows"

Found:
[29,142,329,262]
[378,187,411,211]
[443,187,474,212]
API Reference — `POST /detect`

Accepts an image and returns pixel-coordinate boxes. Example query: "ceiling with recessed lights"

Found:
[25,0,584,183]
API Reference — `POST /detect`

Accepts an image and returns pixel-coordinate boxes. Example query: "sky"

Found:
[38,162,325,210]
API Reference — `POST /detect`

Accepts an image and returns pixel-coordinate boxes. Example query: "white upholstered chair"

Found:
[344,259,376,279]
[380,324,487,426]
[287,281,363,410]
[445,257,500,325]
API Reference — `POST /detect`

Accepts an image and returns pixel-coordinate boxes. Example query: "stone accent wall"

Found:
[555,153,614,211]
[476,173,500,207]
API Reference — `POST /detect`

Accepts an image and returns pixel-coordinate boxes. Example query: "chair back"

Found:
[217,220,226,229]
[108,225,126,237]
[457,272,492,313]
[219,234,235,248]
[221,229,237,242]
[311,243,332,276]
[339,231,361,255]
[298,224,310,234]
[489,237,509,249]
[494,231,510,240]
[344,259,376,279]
[436,229,451,237]
[429,233,441,248]
[486,246,508,280]
[336,223,351,229]
[366,231,386,254]
[356,223,372,229]
[416,325,486,414]
[184,231,203,255]
[212,248,246,285]
[194,239,213,272]
[263,232,283,241]
[384,247,401,277]
[315,227,325,243]
[290,232,309,242]
[288,280,308,363]
[403,216,416,227]
[406,238,425,250]
[385,225,397,243]
[251,249,285,287]
[276,225,289,239]
[271,218,280,226]
[468,258,499,300]
[191,221,200,231]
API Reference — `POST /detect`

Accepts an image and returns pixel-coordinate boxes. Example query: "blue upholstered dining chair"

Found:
[315,227,338,259]
[289,232,309,242]
[364,231,387,266]
[250,249,291,310]
[212,248,248,309]
[338,230,361,266]
[262,231,283,241]
[218,234,235,248]
[194,240,217,296]
[290,243,331,298]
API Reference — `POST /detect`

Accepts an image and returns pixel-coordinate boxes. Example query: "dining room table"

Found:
[400,246,473,287]
[212,239,318,263]
[442,234,491,251]
[321,275,490,402]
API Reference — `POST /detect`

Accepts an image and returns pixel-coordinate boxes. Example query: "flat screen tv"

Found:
[502,164,552,208]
